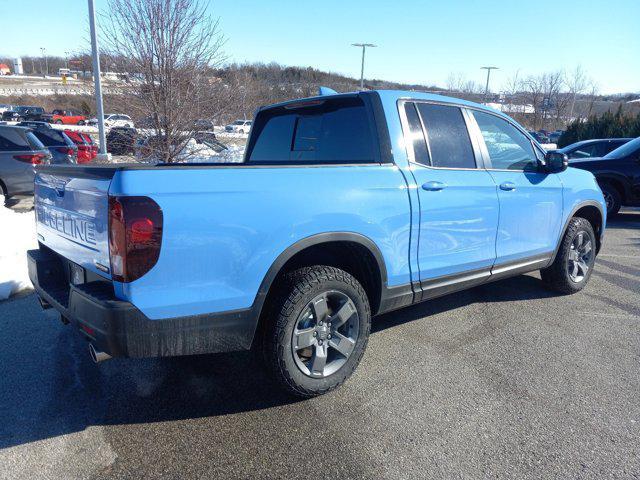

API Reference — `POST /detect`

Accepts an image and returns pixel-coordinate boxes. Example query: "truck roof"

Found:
[260,88,507,120]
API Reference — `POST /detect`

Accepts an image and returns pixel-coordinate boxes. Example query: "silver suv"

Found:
[0,126,51,199]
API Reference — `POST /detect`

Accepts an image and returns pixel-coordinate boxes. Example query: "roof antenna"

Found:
[318,86,338,96]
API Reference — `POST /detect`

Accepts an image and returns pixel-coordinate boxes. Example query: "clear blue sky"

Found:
[1,0,638,94]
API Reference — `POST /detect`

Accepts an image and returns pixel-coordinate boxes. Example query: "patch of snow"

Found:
[0,197,37,300]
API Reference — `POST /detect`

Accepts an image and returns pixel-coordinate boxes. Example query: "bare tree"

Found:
[566,65,589,121]
[445,72,482,95]
[101,0,226,162]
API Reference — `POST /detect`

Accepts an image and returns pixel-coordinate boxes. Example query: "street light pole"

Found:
[40,47,47,77]
[352,43,376,90]
[481,66,498,100]
[88,0,108,157]
[65,51,70,70]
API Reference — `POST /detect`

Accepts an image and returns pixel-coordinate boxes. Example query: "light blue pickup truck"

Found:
[28,90,606,396]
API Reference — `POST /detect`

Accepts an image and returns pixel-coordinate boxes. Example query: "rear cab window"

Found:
[246,95,377,164]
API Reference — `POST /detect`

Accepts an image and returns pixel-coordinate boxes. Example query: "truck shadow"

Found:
[607,209,640,230]
[0,273,560,451]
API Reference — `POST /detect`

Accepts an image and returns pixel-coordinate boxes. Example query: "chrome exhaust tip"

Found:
[89,343,112,363]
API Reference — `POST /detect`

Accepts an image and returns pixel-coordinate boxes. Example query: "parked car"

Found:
[17,121,77,164]
[548,130,564,144]
[64,130,94,164]
[2,106,45,122]
[225,119,252,134]
[106,126,137,155]
[81,132,98,160]
[194,119,215,131]
[28,90,605,397]
[88,114,134,128]
[528,130,549,144]
[0,125,51,199]
[0,104,13,114]
[42,109,88,125]
[554,138,632,160]
[570,136,640,215]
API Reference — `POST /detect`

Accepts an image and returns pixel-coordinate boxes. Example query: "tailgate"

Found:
[35,167,115,278]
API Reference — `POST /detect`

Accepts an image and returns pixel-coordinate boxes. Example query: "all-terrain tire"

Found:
[261,265,371,397]
[540,217,596,294]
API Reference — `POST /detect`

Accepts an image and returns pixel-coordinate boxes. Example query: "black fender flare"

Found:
[247,232,389,330]
[547,200,605,266]
[594,173,630,200]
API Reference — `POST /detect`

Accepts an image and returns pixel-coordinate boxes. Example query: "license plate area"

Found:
[69,262,86,286]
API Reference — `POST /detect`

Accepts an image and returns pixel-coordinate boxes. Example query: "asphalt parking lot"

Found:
[0,210,638,480]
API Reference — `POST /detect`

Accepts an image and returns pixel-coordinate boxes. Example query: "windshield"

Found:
[604,137,640,159]
[233,120,245,125]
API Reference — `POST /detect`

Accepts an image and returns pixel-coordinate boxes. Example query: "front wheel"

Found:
[54,119,63,124]
[540,217,596,294]
[261,266,371,397]
[600,183,621,216]
[77,120,85,126]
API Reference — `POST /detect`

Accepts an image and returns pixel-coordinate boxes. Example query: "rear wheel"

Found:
[600,182,621,216]
[541,217,596,294]
[77,120,85,126]
[261,265,371,397]
[54,119,63,124]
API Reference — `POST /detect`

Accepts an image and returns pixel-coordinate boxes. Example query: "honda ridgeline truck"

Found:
[28,90,606,397]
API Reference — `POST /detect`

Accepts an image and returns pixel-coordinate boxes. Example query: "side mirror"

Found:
[542,151,568,173]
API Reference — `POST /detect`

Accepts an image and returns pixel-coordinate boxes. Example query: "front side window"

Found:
[247,96,375,163]
[569,143,598,159]
[472,110,537,171]
[416,103,476,169]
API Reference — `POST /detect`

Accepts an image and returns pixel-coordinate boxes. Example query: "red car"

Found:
[64,130,96,163]
[46,109,87,125]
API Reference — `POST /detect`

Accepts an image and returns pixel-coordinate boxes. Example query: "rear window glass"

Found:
[31,129,65,146]
[0,129,31,151]
[416,103,476,169]
[247,96,375,163]
[26,132,45,150]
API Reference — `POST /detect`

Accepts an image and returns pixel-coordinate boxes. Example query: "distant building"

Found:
[12,58,23,75]
[0,64,10,75]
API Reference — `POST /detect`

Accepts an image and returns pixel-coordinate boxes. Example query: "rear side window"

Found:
[403,103,430,165]
[415,103,476,169]
[247,96,376,163]
[0,129,31,151]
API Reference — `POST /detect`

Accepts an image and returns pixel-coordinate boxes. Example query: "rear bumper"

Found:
[27,248,257,358]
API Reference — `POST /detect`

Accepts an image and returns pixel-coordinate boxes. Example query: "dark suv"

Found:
[570,137,640,215]
[17,121,77,164]
[556,138,632,160]
[2,106,45,122]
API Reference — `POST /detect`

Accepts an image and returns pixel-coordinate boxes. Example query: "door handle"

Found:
[499,181,516,191]
[422,181,446,191]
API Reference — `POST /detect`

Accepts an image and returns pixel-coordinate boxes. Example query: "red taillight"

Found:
[108,196,163,283]
[55,147,75,155]
[14,153,46,165]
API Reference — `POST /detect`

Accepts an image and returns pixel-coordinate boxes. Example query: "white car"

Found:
[224,119,252,134]
[0,104,13,114]
[89,114,134,128]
